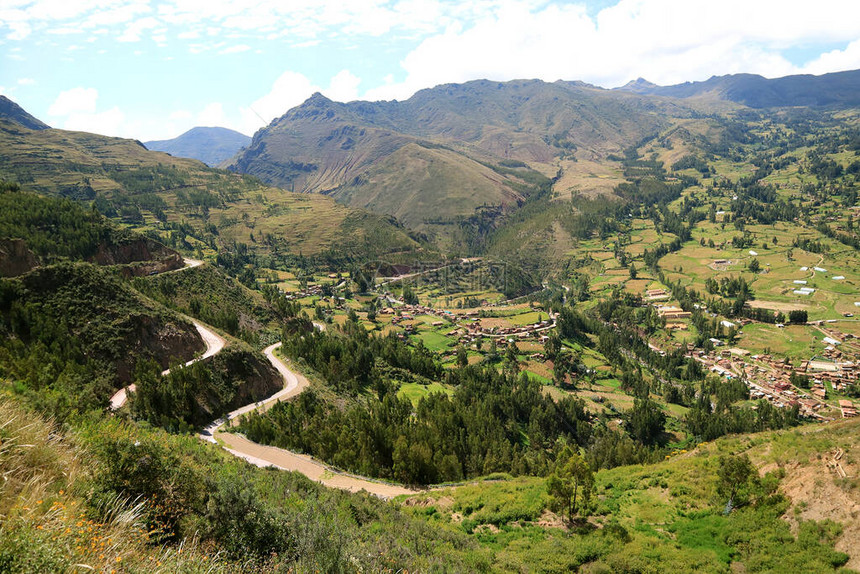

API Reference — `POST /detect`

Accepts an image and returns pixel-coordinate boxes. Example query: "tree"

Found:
[456,345,468,368]
[625,398,666,445]
[544,333,561,361]
[748,258,761,273]
[553,352,572,388]
[402,284,419,305]
[717,453,757,513]
[546,449,594,525]
[505,342,519,372]
[628,263,638,279]
[789,309,808,324]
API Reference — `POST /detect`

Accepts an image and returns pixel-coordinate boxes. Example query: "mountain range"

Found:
[225,68,860,248]
[617,68,860,108]
[0,102,420,263]
[4,67,860,264]
[145,126,251,167]
[4,66,860,573]
[226,79,692,245]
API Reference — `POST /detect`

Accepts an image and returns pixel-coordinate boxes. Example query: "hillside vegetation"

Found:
[0,395,494,573]
[0,118,424,266]
[227,80,695,246]
[402,417,860,573]
[0,261,202,418]
[4,70,860,572]
[0,183,181,277]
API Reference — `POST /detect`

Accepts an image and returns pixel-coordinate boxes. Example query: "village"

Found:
[643,286,860,422]
[275,271,860,424]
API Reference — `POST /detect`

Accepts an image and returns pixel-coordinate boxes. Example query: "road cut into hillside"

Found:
[206,342,417,499]
[111,255,417,498]
[109,320,226,410]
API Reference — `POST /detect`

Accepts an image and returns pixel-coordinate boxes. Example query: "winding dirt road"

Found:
[109,256,217,410]
[113,255,416,498]
[205,343,416,499]
[109,320,227,410]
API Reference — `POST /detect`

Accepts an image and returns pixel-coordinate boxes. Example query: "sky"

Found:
[3,0,860,141]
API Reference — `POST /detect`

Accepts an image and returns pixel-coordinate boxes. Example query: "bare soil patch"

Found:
[747,299,810,312]
[778,457,860,570]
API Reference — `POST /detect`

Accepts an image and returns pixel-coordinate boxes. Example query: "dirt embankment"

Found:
[206,347,283,414]
[115,315,205,382]
[778,452,860,570]
[0,239,38,277]
[0,236,183,278]
[93,237,184,277]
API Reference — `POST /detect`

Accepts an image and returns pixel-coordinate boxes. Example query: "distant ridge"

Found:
[145,126,251,167]
[226,78,689,238]
[618,78,659,92]
[615,68,860,108]
[0,96,49,130]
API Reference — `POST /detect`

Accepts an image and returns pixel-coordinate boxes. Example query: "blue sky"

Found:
[2,0,860,141]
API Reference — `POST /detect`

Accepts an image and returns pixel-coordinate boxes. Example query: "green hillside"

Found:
[0,261,203,418]
[0,183,182,277]
[5,72,860,573]
[402,418,860,573]
[0,118,423,265]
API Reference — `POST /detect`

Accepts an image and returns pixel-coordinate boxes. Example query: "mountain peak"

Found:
[0,95,50,130]
[302,92,335,107]
[616,78,659,93]
[144,126,250,167]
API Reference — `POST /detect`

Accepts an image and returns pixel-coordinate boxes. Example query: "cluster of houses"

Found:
[688,348,833,420]
[645,288,670,302]
[380,299,557,347]
[283,283,325,299]
[641,282,860,420]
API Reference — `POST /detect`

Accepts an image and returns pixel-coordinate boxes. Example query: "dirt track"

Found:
[112,256,417,498]
[208,343,417,499]
[109,320,226,409]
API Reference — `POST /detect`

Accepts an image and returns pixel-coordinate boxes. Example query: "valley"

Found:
[2,70,860,572]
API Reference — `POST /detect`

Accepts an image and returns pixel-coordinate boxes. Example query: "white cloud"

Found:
[83,2,151,28]
[6,21,31,41]
[48,87,98,116]
[47,26,84,35]
[365,0,860,99]
[325,69,361,102]
[17,78,35,85]
[62,106,125,136]
[45,85,130,138]
[802,38,860,75]
[2,0,456,46]
[197,102,226,126]
[117,16,159,42]
[233,68,368,135]
[7,0,860,94]
[219,43,251,54]
[169,109,193,120]
[241,70,319,132]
